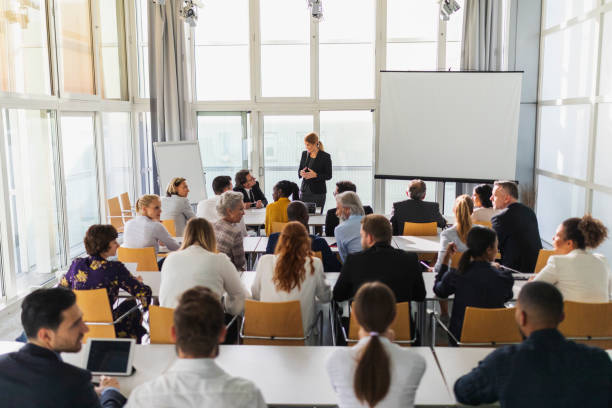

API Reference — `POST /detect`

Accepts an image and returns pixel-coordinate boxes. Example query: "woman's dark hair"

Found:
[21,288,76,339]
[561,215,608,250]
[84,224,118,256]
[274,180,299,200]
[457,226,498,274]
[474,184,493,208]
[352,282,396,408]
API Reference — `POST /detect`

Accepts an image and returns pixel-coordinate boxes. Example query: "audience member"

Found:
[60,225,151,342]
[434,195,473,269]
[327,282,426,408]
[266,201,342,271]
[264,180,299,236]
[214,191,247,271]
[334,191,366,262]
[252,222,331,344]
[434,226,514,343]
[233,169,268,209]
[454,281,612,407]
[160,177,195,236]
[390,179,446,235]
[471,184,499,223]
[160,218,248,315]
[533,215,611,302]
[123,194,179,255]
[491,180,542,272]
[0,288,126,408]
[125,287,266,408]
[324,181,373,237]
[196,176,247,236]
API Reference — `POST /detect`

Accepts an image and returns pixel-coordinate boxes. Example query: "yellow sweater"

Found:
[265,197,291,236]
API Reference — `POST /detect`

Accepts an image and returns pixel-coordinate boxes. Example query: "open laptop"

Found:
[83,338,136,376]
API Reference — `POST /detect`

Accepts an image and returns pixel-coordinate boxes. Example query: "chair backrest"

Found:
[161,219,177,237]
[348,302,413,346]
[120,192,132,212]
[107,197,124,231]
[117,247,159,271]
[460,307,522,346]
[534,249,555,273]
[403,222,437,236]
[558,301,612,349]
[271,222,287,234]
[74,289,115,343]
[242,300,304,346]
[313,251,322,260]
[451,251,463,269]
[474,220,492,228]
[150,305,175,344]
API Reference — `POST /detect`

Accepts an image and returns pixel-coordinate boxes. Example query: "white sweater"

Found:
[123,216,179,254]
[161,195,195,236]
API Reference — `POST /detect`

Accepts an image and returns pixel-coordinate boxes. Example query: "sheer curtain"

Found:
[460,0,505,70]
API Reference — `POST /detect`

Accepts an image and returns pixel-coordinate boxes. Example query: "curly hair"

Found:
[562,215,608,249]
[84,224,118,256]
[273,222,314,292]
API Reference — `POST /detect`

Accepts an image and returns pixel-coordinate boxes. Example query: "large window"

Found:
[97,0,128,99]
[102,112,133,199]
[135,0,149,98]
[137,112,154,194]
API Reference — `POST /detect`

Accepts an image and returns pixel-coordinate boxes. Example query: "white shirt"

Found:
[471,207,500,223]
[123,215,180,254]
[326,336,426,408]
[197,195,247,237]
[125,358,266,408]
[161,195,195,236]
[159,245,250,315]
[251,254,331,337]
[533,249,612,302]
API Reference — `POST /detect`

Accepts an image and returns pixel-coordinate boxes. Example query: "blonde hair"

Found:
[166,177,186,197]
[136,194,160,214]
[181,218,217,252]
[304,132,324,152]
[454,194,474,243]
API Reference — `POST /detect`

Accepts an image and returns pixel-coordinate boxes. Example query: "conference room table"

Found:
[243,208,327,235]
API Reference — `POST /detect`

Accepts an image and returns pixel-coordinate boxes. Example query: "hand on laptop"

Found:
[95,375,120,395]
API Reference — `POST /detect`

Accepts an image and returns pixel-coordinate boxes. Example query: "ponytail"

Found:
[458,226,497,274]
[354,335,391,408]
[457,249,472,274]
[454,195,474,243]
[317,140,324,151]
[290,182,300,201]
[304,132,324,152]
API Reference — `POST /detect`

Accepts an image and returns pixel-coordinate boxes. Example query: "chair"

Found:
[161,219,177,237]
[313,251,322,260]
[474,220,492,228]
[451,251,463,268]
[403,222,437,236]
[120,192,133,221]
[74,289,138,343]
[558,301,612,349]
[107,197,124,233]
[149,306,174,344]
[534,249,555,273]
[271,222,287,234]
[345,302,415,346]
[117,247,159,271]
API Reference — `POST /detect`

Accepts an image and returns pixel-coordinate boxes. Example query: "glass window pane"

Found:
[98,0,127,99]
[319,44,374,99]
[445,41,461,70]
[57,0,95,95]
[319,0,374,42]
[2,109,60,293]
[387,0,438,39]
[0,0,52,94]
[446,0,465,42]
[594,103,612,187]
[538,105,590,180]
[61,115,99,256]
[137,112,154,193]
[102,112,133,199]
[386,42,437,70]
[600,12,612,97]
[135,0,149,98]
[544,0,598,29]
[591,191,612,260]
[384,180,438,215]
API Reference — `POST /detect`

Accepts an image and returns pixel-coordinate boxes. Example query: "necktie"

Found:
[249,189,255,202]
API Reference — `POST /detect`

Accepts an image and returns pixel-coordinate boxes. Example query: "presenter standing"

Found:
[298,132,332,212]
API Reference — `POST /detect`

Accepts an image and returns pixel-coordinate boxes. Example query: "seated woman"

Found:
[160,217,249,315]
[252,222,331,344]
[161,177,195,236]
[214,191,247,271]
[326,282,426,408]
[264,180,299,236]
[471,184,499,223]
[434,226,514,344]
[434,194,473,269]
[533,215,610,302]
[60,225,152,342]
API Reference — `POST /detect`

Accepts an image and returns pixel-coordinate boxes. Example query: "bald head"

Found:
[515,282,564,337]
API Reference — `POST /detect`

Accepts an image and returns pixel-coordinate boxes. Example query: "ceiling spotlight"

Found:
[308,0,323,21]
[440,0,460,21]
[179,0,201,27]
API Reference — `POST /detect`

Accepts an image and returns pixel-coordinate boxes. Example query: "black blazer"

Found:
[390,199,447,235]
[234,181,268,207]
[0,343,126,408]
[325,205,373,237]
[298,150,332,194]
[491,202,542,273]
[333,242,426,303]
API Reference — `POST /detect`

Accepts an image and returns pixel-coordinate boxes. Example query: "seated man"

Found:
[197,175,246,236]
[334,191,366,262]
[491,180,542,272]
[0,288,126,408]
[390,179,446,235]
[125,286,266,408]
[233,169,268,209]
[333,214,426,304]
[324,181,373,237]
[266,201,342,271]
[454,281,612,407]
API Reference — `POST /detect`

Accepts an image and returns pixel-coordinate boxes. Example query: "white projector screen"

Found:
[377,71,522,182]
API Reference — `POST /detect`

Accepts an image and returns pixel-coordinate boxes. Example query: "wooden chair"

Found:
[149,306,174,344]
[451,251,463,268]
[117,247,159,271]
[558,301,612,349]
[458,307,522,346]
[107,197,124,233]
[313,251,322,260]
[120,192,133,221]
[161,219,177,237]
[474,220,492,228]
[403,222,437,236]
[271,222,287,234]
[346,302,415,346]
[534,249,555,273]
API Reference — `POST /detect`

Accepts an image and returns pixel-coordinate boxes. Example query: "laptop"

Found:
[83,338,136,376]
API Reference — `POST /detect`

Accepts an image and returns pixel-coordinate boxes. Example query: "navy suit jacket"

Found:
[0,343,126,408]
[266,232,342,272]
[234,181,268,207]
[390,199,447,235]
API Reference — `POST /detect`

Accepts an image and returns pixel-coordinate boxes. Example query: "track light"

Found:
[308,0,323,21]
[440,0,460,21]
[179,0,202,27]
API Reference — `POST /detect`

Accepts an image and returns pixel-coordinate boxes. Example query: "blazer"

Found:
[298,150,332,194]
[324,205,373,237]
[454,329,612,407]
[491,202,542,272]
[390,199,447,235]
[233,181,268,207]
[160,195,195,236]
[0,343,126,408]
[333,242,426,303]
[265,232,342,272]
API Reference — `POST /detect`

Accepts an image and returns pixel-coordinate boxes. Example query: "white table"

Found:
[243,208,326,228]
[242,236,261,253]
[393,235,441,253]
[433,347,495,402]
[0,341,23,355]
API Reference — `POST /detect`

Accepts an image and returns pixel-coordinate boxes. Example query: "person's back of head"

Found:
[336,191,365,217]
[166,177,187,197]
[454,195,474,243]
[408,180,426,201]
[361,214,393,247]
[173,286,225,358]
[84,224,118,257]
[274,221,313,292]
[352,282,396,407]
[274,180,300,201]
[492,180,519,210]
[515,281,564,338]
[212,175,232,195]
[457,226,498,274]
[287,201,309,227]
[235,170,250,188]
[474,184,493,208]
[336,181,357,194]
[560,215,608,250]
[181,217,217,252]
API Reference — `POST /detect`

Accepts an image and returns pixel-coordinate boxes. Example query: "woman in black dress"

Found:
[298,132,332,213]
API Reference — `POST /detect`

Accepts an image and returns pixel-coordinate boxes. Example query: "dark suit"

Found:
[491,202,542,272]
[298,150,332,194]
[0,343,126,408]
[234,181,268,207]
[390,199,447,235]
[266,233,342,272]
[454,329,612,407]
[325,205,373,237]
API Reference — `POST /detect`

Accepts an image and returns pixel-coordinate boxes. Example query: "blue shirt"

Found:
[265,233,342,272]
[334,215,364,262]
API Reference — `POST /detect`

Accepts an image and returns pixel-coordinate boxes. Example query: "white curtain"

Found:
[460,0,505,70]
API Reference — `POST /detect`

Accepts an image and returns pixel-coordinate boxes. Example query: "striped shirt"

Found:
[214,218,246,271]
